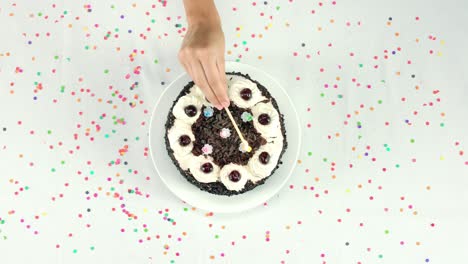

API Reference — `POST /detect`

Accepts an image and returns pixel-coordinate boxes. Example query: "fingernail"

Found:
[222,100,230,108]
[216,104,223,110]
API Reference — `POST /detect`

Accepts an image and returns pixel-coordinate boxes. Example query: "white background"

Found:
[1,0,467,263]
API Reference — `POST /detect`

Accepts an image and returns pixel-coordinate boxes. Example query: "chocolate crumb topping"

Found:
[164,72,288,196]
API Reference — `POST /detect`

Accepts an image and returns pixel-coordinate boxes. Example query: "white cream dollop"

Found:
[167,120,195,157]
[228,78,266,108]
[187,85,213,106]
[251,101,281,138]
[172,95,203,125]
[188,155,220,183]
[248,142,282,182]
[175,152,194,171]
[219,163,251,191]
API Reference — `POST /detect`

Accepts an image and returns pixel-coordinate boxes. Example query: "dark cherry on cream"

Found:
[184,105,197,117]
[228,170,241,182]
[200,162,213,173]
[258,114,271,125]
[178,135,191,146]
[259,152,270,164]
[240,88,252,100]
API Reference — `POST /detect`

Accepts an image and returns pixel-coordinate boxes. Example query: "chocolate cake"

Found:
[164,72,287,196]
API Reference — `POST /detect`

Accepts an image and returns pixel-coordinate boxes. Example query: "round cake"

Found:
[164,72,287,196]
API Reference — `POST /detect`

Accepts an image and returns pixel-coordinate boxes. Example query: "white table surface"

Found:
[1,0,467,263]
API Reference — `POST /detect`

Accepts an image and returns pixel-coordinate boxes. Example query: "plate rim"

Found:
[149,61,302,213]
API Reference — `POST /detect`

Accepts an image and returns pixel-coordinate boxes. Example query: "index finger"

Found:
[201,59,230,108]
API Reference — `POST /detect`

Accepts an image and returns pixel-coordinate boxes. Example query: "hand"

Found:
[178,14,229,110]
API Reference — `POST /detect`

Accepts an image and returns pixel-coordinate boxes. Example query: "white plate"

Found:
[149,61,301,213]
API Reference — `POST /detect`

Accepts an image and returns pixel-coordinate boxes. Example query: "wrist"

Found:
[184,0,221,28]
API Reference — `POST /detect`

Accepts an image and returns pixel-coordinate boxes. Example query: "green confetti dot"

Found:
[276,6,281,10]
[383,144,388,147]
[90,170,94,175]
[61,160,65,164]
[54,55,59,60]
[378,100,383,104]
[104,69,109,74]
[151,19,156,23]
[154,59,159,64]
[90,246,95,251]
[183,208,188,212]
[386,147,391,151]
[440,123,445,127]
[25,186,29,190]
[235,58,240,62]
[320,93,325,97]
[395,164,400,168]
[175,23,182,28]
[410,139,415,143]
[170,260,175,264]
[47,130,52,134]
[378,254,383,259]
[135,136,140,141]
[60,85,65,93]
[385,230,389,234]
[114,28,119,32]
[38,12,43,16]
[338,94,343,99]
[133,228,138,232]
[308,152,312,156]
[0,220,5,224]
[359,63,363,68]
[85,45,89,50]
[51,168,56,172]
[323,158,328,162]
[73,249,77,254]
[242,41,247,45]
[37,72,41,76]
[215,235,219,239]
[144,228,148,232]
[63,11,68,15]
[105,134,109,138]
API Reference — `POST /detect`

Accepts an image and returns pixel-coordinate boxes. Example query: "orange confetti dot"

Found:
[395,32,400,37]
